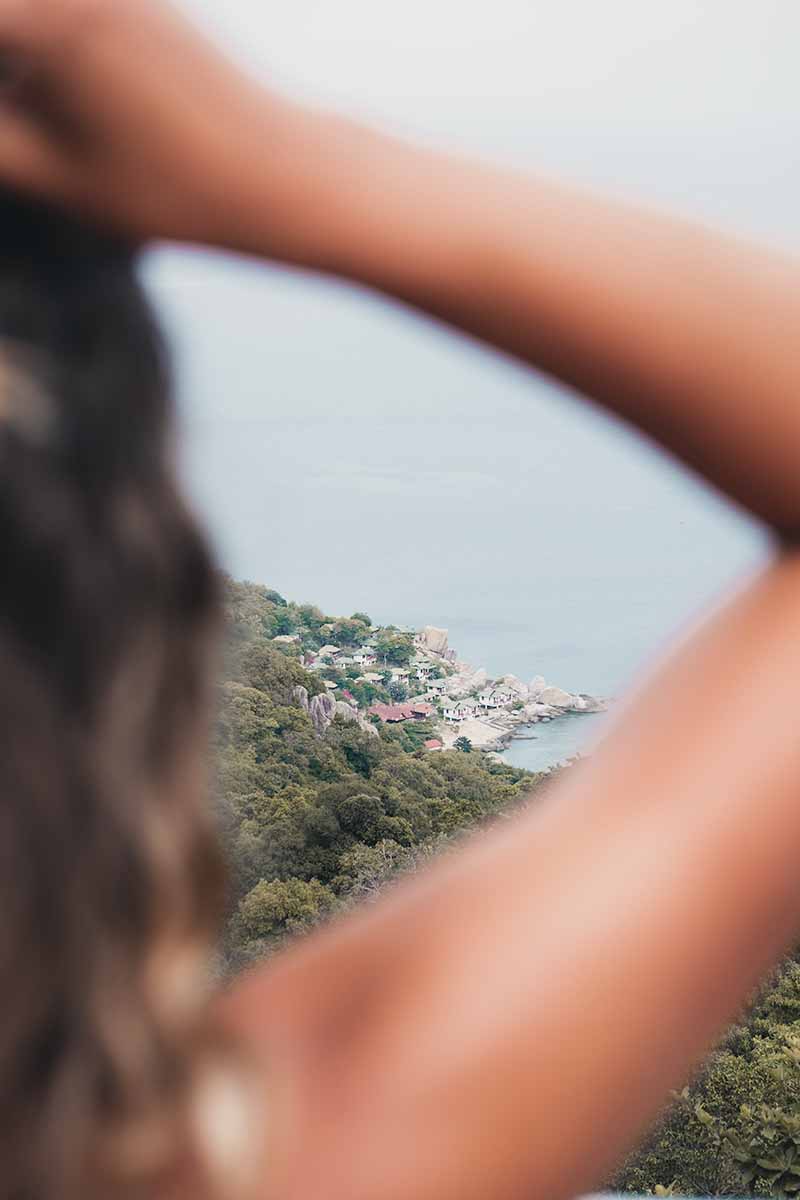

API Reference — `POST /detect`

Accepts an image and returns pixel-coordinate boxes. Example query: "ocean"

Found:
[145,250,769,772]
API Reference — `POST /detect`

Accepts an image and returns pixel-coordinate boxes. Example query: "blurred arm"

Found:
[221,551,800,1200]
[0,2,798,530]
[247,106,800,537]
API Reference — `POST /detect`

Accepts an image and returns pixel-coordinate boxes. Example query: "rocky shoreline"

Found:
[412,625,606,753]
[290,622,607,754]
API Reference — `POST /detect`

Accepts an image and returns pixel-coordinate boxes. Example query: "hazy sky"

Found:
[144,2,798,684]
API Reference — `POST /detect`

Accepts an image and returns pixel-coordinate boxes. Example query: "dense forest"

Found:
[216,576,800,1198]
[215,576,539,968]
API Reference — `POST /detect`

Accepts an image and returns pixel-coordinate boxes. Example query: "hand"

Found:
[0,0,301,248]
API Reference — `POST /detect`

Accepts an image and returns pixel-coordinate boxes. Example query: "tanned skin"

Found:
[1,3,799,1198]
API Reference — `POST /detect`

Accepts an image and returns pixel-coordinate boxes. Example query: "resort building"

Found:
[317,645,341,660]
[443,703,477,723]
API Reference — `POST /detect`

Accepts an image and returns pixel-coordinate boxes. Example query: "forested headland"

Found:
[215,576,540,968]
[215,576,800,1198]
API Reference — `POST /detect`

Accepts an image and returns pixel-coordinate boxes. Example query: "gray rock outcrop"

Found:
[301,689,379,738]
[309,691,337,735]
[334,701,379,737]
[539,686,575,708]
[501,674,529,697]
[419,626,449,656]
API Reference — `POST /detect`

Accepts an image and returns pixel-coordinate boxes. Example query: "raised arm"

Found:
[219,551,800,1200]
[4,6,800,1200]
[1,0,799,533]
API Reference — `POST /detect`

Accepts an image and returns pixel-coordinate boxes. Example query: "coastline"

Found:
[408,624,607,757]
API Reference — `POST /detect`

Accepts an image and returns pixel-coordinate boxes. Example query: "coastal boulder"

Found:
[502,674,529,698]
[443,673,469,698]
[419,626,449,656]
[539,686,575,708]
[528,675,546,701]
[292,685,309,712]
[308,692,379,738]
[309,691,337,736]
[334,700,379,737]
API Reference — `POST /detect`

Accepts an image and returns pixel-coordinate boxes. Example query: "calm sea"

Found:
[146,251,769,771]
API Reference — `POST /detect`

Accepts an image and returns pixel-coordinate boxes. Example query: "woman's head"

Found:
[0,193,228,1199]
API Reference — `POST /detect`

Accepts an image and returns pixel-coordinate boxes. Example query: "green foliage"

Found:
[388,679,409,702]
[373,631,415,666]
[386,719,436,754]
[614,961,800,1198]
[330,617,370,647]
[332,839,417,902]
[220,576,800,1198]
[215,575,541,972]
[454,736,473,753]
[345,678,389,709]
[230,877,337,966]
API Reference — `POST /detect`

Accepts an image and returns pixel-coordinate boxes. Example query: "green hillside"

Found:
[216,576,543,969]
[215,576,800,1199]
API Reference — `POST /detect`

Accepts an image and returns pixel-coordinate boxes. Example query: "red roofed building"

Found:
[424,738,444,751]
[369,703,412,723]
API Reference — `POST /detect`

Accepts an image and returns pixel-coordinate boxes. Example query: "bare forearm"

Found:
[234,105,800,535]
[225,554,800,1200]
[4,0,798,530]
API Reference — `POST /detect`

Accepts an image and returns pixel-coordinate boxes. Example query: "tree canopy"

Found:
[217,575,800,1197]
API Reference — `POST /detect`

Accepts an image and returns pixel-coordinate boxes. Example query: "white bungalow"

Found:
[352,647,378,666]
[317,645,341,660]
[478,688,514,709]
[443,703,476,723]
[426,677,448,694]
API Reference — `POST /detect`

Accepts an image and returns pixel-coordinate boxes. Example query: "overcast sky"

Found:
[181,2,798,133]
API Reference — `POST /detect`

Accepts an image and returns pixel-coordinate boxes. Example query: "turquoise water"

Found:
[502,710,609,773]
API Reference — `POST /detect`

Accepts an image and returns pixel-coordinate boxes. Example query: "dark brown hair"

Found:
[0,193,233,1199]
